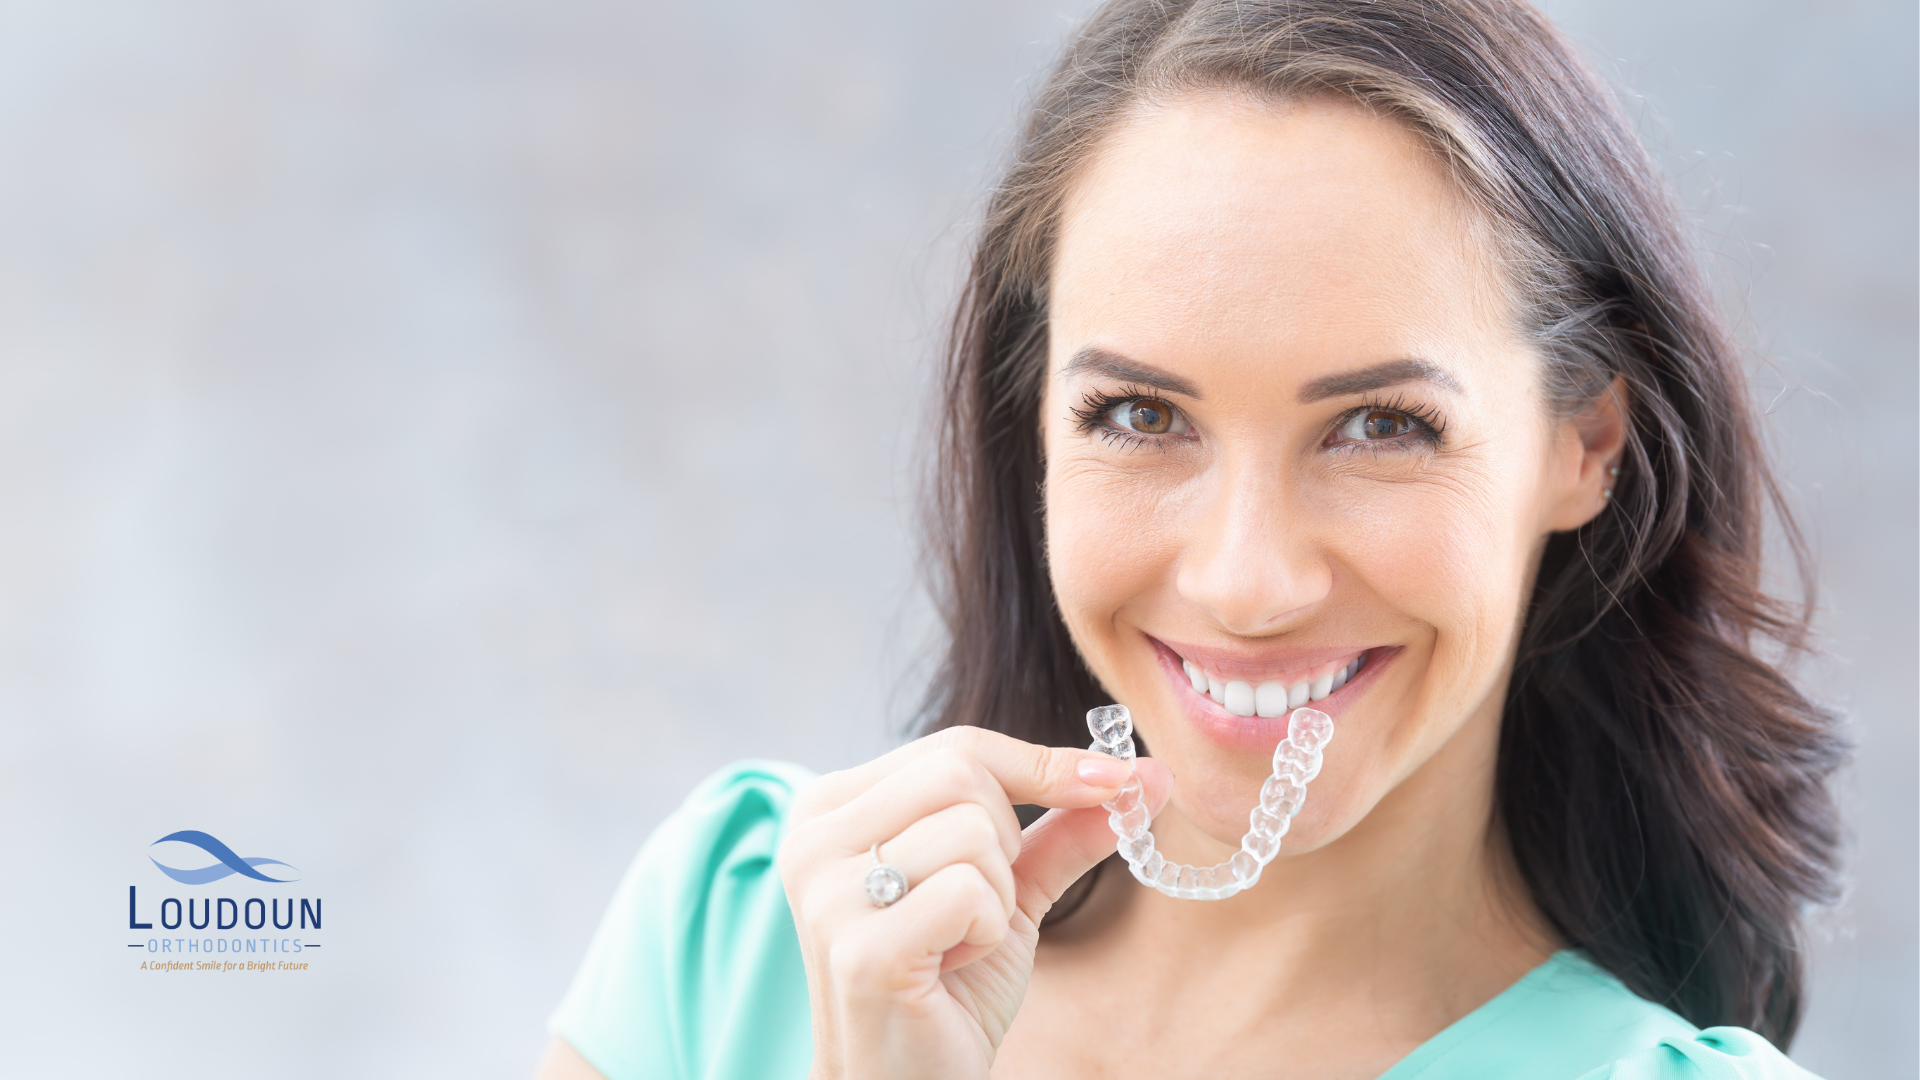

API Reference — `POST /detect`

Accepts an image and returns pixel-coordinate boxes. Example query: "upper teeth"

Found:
[1183,654,1365,717]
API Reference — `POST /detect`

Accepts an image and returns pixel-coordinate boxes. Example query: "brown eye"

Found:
[1128,399,1174,434]
[1099,394,1190,439]
[1339,408,1414,441]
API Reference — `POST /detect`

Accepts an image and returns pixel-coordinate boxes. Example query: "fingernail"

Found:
[1076,755,1131,788]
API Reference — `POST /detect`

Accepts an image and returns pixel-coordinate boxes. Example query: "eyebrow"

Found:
[1061,346,1201,399]
[1297,358,1463,402]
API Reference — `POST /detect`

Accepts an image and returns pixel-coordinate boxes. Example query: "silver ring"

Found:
[865,842,908,908]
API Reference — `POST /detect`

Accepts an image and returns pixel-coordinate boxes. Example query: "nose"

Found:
[1174,458,1332,634]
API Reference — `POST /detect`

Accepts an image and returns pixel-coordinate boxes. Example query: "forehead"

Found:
[1049,91,1511,376]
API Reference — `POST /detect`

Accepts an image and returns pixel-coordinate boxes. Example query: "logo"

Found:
[129,831,324,972]
[149,830,299,884]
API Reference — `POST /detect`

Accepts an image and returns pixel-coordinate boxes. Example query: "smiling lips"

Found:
[1179,652,1368,717]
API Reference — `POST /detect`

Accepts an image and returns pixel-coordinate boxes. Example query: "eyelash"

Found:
[1070,384,1181,451]
[1330,393,1448,449]
[1071,387,1448,451]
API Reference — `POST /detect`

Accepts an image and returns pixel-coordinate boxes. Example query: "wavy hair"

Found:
[918,0,1847,1046]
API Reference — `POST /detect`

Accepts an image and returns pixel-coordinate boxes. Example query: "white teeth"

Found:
[1255,682,1289,717]
[1309,671,1333,701]
[1187,652,1368,713]
[1223,681,1255,716]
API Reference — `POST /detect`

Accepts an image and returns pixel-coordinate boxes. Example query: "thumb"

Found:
[1011,756,1173,920]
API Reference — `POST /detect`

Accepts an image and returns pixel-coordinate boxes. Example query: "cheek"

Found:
[1043,451,1189,643]
[1326,452,1544,691]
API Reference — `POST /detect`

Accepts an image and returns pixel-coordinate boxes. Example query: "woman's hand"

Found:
[778,726,1173,1080]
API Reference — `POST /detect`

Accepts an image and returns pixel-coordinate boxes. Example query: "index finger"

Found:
[800,725,1133,819]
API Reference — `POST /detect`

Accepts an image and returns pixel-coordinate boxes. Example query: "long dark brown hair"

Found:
[917,0,1846,1047]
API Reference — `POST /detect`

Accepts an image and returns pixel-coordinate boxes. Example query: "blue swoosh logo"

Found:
[150,831,299,884]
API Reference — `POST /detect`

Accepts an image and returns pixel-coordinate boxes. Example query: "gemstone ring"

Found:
[864,842,908,908]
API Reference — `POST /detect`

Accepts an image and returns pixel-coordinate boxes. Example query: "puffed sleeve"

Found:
[1578,1026,1824,1080]
[548,760,817,1080]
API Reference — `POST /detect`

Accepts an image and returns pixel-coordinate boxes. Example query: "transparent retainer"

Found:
[1086,703,1334,901]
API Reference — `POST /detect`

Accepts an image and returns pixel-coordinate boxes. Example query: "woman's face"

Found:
[1042,92,1613,857]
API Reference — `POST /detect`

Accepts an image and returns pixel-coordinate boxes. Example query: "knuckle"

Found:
[960,864,1009,919]
[773,828,815,884]
[973,860,1008,897]
[788,773,840,824]
[1022,739,1063,791]
[956,802,1003,851]
[949,860,993,899]
[927,724,985,753]
[779,812,827,857]
[928,862,1008,925]
[925,860,975,893]
[773,836,799,882]
[926,729,1017,801]
[919,746,977,793]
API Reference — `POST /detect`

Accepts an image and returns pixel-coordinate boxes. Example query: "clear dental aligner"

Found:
[1086,703,1335,901]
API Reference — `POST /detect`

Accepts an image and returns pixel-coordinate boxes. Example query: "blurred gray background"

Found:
[0,1,1909,1076]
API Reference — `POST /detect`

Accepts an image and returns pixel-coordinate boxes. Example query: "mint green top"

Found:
[550,761,1821,1080]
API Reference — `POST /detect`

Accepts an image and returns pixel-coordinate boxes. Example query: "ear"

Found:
[1543,375,1629,533]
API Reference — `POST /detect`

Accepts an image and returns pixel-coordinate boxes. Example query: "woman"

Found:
[539,1,1845,1076]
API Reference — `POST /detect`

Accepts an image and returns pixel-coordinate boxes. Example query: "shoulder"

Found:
[1532,955,1821,1080]
[549,761,818,1080]
[1575,1027,1824,1080]
[1386,952,1820,1080]
[631,759,816,887]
